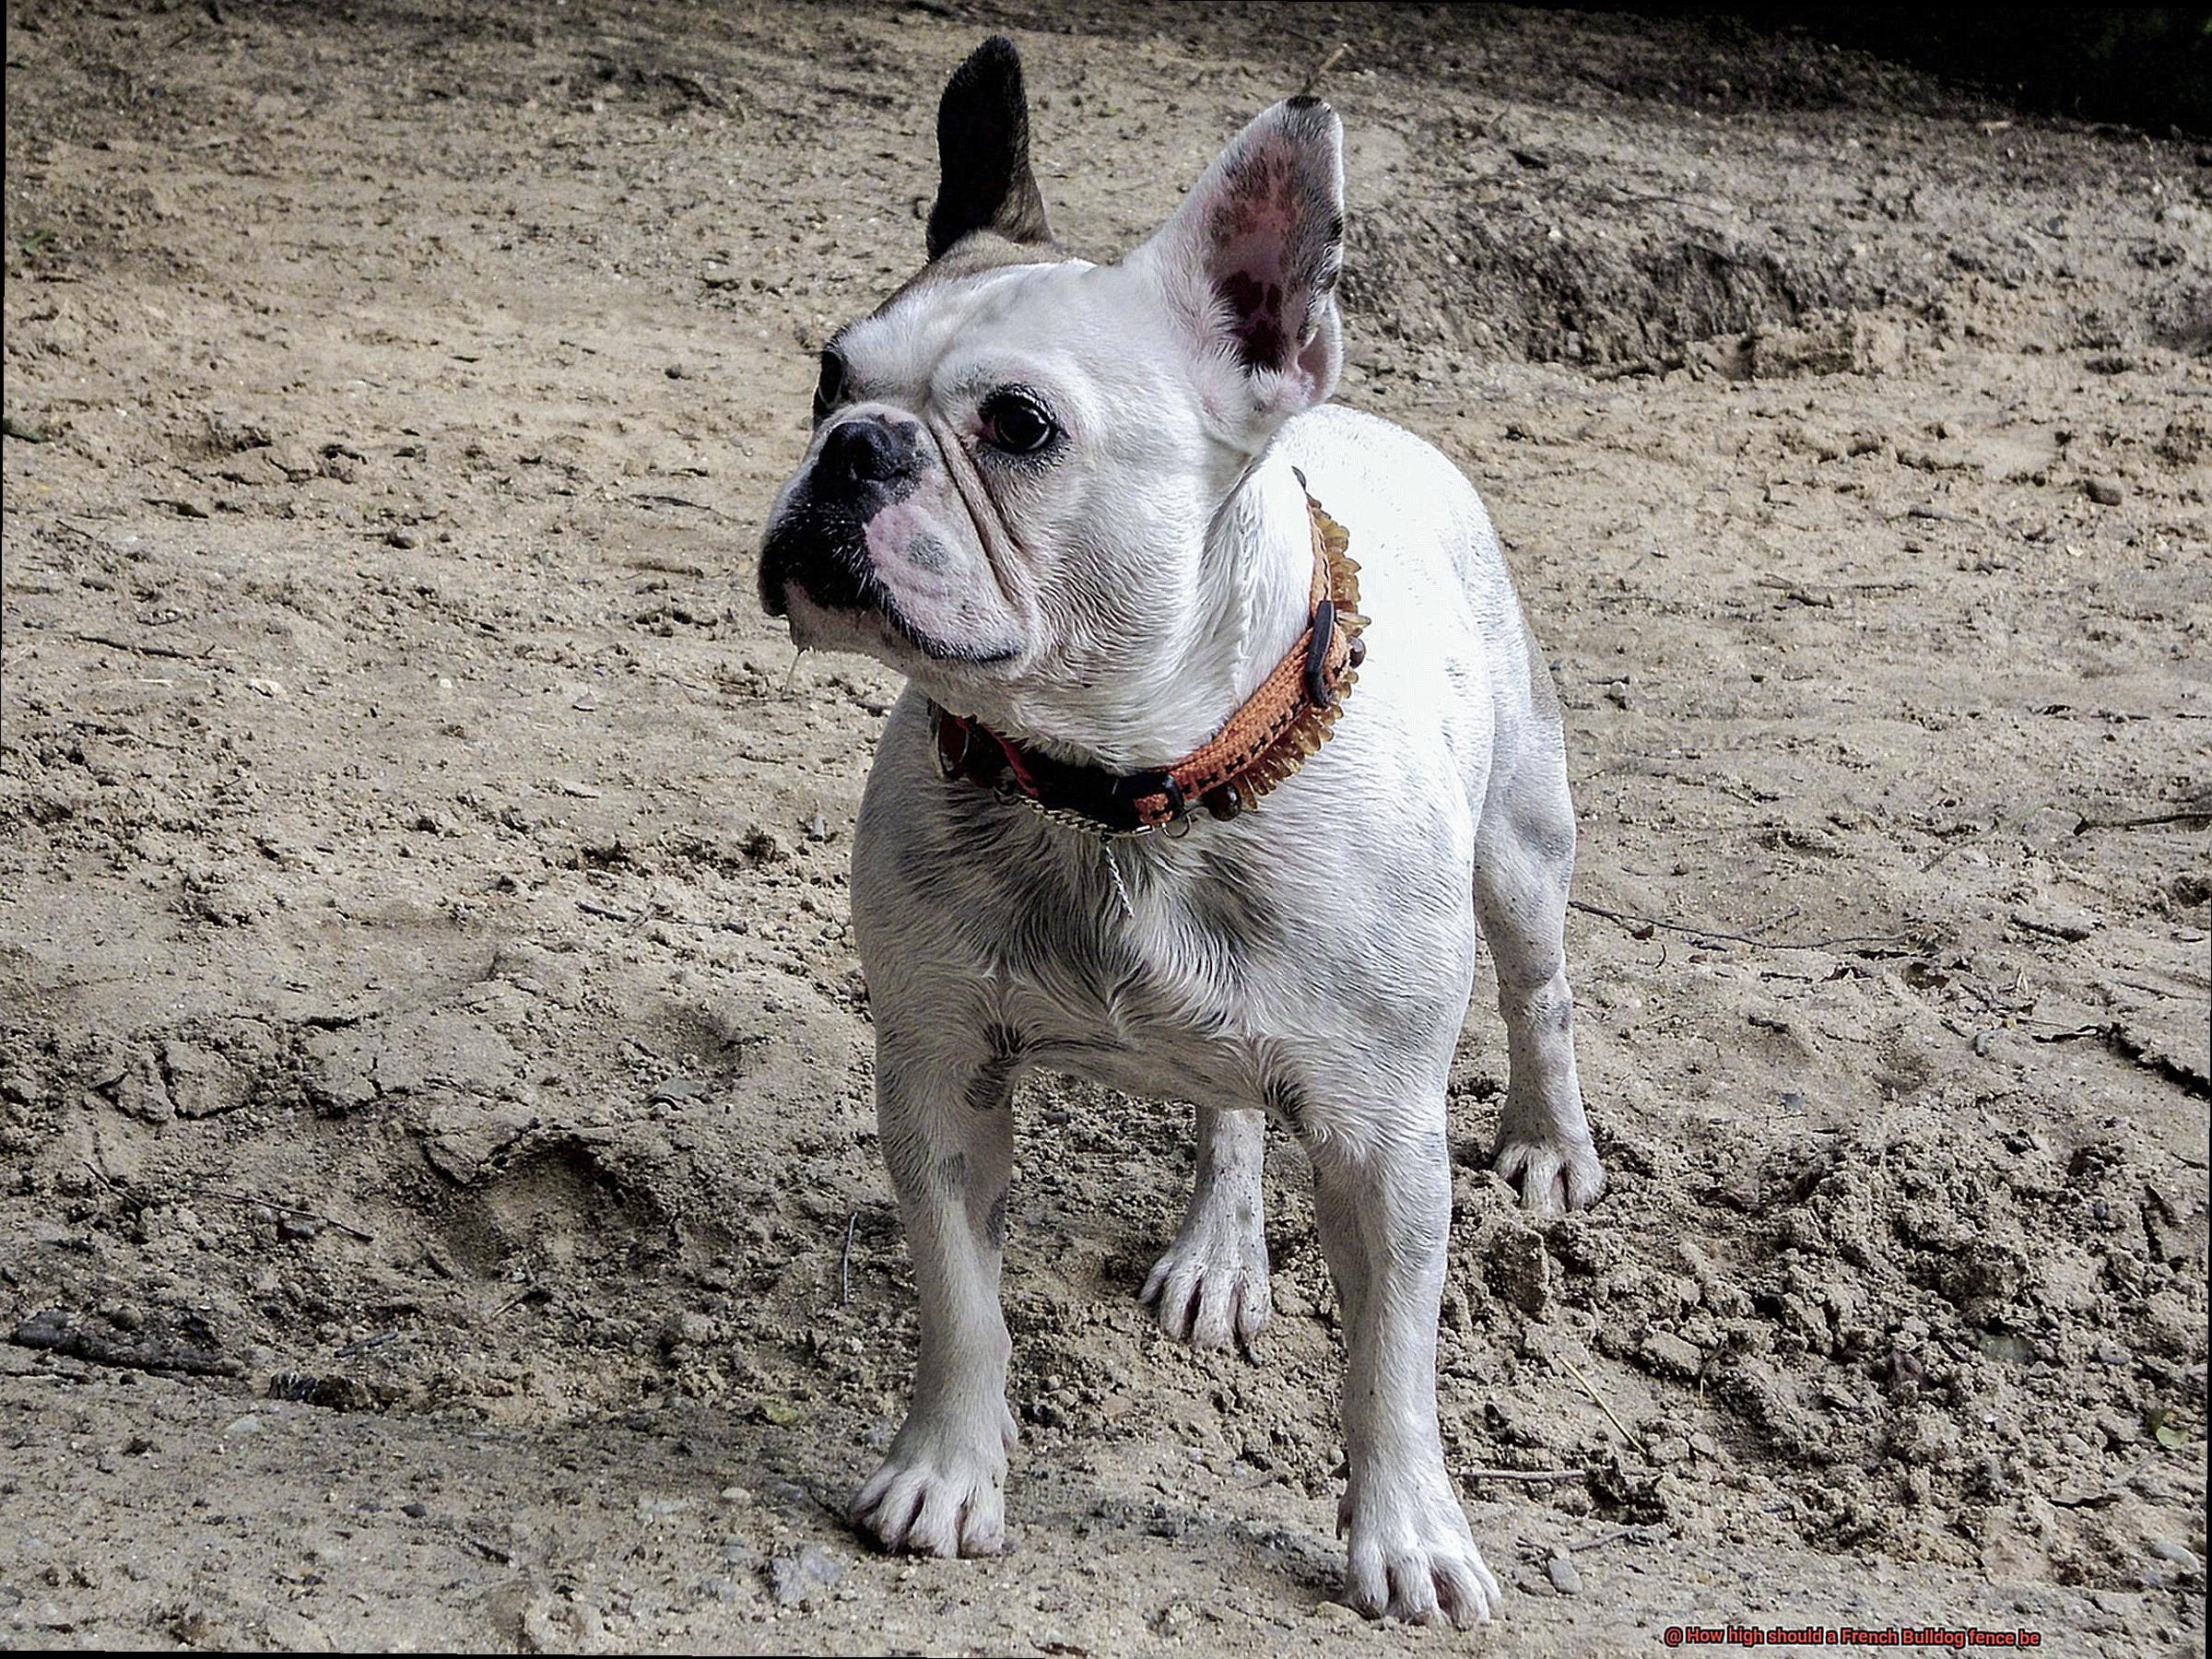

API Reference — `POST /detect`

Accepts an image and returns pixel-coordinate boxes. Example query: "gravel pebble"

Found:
[1641,1330,1703,1380]
[766,1544,841,1606]
[2146,1539,2202,1576]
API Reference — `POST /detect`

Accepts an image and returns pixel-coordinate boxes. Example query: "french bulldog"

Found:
[757,36,1602,1628]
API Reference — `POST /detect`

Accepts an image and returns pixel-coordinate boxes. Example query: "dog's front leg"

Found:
[851,1034,1020,1558]
[1312,1116,1502,1627]
[1142,1103,1271,1349]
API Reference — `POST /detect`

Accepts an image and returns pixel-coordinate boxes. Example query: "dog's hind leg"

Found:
[1142,1103,1271,1350]
[851,1028,1023,1558]
[1473,638,1603,1216]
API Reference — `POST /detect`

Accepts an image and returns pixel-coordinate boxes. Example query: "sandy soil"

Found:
[3,2,2207,1653]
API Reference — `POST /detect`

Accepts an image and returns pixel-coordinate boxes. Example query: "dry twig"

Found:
[66,631,210,663]
[1570,1524,1656,1553]
[1559,1355,1646,1455]
[2073,808,2212,835]
[1570,899,1908,953]
[194,1184,374,1242]
[1300,43,1349,96]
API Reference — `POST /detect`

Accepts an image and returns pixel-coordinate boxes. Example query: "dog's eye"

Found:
[979,388,1057,456]
[813,349,849,426]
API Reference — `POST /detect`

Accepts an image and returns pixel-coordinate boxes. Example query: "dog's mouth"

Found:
[763,515,1022,669]
[777,574,1020,668]
[759,501,872,619]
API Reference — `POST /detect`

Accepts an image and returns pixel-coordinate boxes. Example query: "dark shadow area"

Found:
[1610,4,2212,134]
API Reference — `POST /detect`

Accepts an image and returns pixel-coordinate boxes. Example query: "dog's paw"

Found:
[850,1408,1018,1559]
[1142,1207,1271,1351]
[1338,1478,1502,1628]
[1493,1128,1604,1218]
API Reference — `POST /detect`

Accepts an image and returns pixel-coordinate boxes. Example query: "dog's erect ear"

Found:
[1135,97,1345,423]
[927,37,1053,262]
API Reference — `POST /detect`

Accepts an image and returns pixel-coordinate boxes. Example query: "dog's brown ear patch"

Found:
[927,37,1053,262]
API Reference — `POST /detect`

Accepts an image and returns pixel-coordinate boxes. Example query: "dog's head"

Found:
[758,36,1345,757]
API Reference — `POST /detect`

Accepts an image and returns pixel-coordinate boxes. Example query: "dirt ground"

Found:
[3,2,2207,1653]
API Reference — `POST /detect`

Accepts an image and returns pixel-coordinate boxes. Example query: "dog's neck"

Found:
[1212,452,1323,729]
[985,452,1319,774]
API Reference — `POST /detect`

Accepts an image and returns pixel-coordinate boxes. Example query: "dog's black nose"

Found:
[819,417,922,488]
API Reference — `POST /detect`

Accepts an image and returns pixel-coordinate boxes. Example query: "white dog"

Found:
[758,37,1602,1627]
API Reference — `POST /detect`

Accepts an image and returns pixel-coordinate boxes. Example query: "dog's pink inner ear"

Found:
[1190,119,1340,380]
[1133,97,1344,420]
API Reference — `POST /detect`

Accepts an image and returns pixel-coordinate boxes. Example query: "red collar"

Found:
[933,487,1366,836]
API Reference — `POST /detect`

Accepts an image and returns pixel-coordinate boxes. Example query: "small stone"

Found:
[1640,1331,1703,1380]
[13,1311,72,1352]
[384,529,419,549]
[277,1216,323,1242]
[1312,1600,1360,1623]
[83,1047,130,1091]
[402,1500,429,1518]
[2011,900,2099,942]
[1547,1553,1583,1595]
[102,1303,144,1333]
[2146,1539,2202,1576]
[222,1414,262,1436]
[1483,1224,1551,1317]
[1150,1602,1194,1637]
[114,1050,174,1123]
[765,1544,841,1606]
[665,364,689,380]
[162,1040,245,1119]
[660,1311,717,1350]
[2082,477,2123,506]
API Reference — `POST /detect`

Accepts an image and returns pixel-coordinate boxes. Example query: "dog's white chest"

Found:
[994,847,1284,1109]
